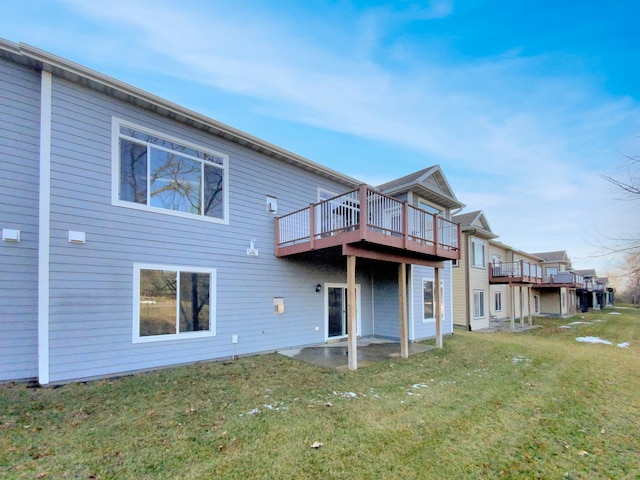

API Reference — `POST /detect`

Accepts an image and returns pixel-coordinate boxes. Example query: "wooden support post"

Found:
[519,286,524,327]
[347,255,358,370]
[435,266,442,348]
[510,286,516,330]
[528,286,533,325]
[399,262,408,358]
[309,203,315,249]
[358,184,368,241]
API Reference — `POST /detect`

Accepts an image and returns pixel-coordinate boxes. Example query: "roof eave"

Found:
[8,41,360,189]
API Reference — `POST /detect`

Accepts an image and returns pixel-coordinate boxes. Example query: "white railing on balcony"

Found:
[490,261,542,280]
[277,186,460,253]
[313,190,360,238]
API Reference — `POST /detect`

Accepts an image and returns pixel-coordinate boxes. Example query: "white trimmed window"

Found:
[495,291,502,312]
[473,290,485,318]
[422,279,434,322]
[134,264,216,342]
[113,119,228,223]
[471,238,486,268]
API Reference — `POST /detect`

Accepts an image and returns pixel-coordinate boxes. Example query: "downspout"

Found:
[38,70,52,385]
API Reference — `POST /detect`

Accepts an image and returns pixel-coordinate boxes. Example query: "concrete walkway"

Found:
[279,338,434,371]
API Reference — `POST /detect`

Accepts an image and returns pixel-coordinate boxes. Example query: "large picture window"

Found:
[114,120,228,223]
[134,264,216,342]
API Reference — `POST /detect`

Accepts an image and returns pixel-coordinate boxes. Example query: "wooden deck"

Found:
[489,261,543,284]
[275,185,460,265]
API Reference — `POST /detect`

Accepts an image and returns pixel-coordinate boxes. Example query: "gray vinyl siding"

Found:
[45,75,376,382]
[371,263,399,339]
[411,263,453,340]
[0,58,40,380]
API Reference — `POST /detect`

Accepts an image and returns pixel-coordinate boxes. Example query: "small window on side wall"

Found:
[134,264,216,342]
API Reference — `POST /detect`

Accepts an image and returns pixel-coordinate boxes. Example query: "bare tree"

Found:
[602,154,640,304]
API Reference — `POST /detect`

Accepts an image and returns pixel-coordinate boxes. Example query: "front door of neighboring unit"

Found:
[326,284,360,339]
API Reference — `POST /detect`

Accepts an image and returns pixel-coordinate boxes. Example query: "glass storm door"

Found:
[328,287,348,338]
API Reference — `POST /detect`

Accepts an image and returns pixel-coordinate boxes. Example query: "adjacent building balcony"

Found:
[538,271,584,289]
[489,261,543,284]
[275,185,461,265]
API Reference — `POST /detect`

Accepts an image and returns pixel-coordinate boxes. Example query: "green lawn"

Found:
[2,306,639,479]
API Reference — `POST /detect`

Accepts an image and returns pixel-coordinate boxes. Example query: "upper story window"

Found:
[418,198,442,216]
[113,119,229,223]
[471,238,486,268]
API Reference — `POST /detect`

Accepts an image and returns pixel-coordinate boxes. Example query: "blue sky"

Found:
[1,0,638,280]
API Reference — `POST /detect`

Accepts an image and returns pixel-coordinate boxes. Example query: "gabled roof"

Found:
[452,210,498,239]
[532,250,570,263]
[0,39,360,189]
[377,165,464,210]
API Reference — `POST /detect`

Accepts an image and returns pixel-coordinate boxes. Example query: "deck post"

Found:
[402,202,409,249]
[347,255,358,370]
[274,216,280,256]
[399,262,408,358]
[435,266,442,348]
[309,203,315,249]
[519,285,524,327]
[528,286,533,325]
[510,286,516,330]
[359,184,368,241]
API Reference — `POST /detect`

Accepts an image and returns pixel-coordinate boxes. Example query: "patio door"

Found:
[326,283,361,340]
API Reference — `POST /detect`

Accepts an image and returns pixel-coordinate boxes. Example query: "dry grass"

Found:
[1,305,639,479]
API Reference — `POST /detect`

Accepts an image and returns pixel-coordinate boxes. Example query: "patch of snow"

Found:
[608,312,622,315]
[412,383,429,389]
[569,321,592,325]
[333,391,357,398]
[576,336,612,345]
[512,355,530,364]
[559,325,572,329]
[617,342,630,348]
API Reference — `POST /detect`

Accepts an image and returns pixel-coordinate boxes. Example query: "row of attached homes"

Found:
[0,39,609,385]
[452,211,613,331]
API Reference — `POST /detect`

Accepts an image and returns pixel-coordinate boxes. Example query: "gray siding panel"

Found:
[412,263,453,341]
[45,76,377,382]
[0,58,40,381]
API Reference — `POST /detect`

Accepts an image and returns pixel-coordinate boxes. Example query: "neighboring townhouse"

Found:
[488,240,542,328]
[573,270,612,310]
[532,251,582,316]
[0,39,462,384]
[451,211,498,330]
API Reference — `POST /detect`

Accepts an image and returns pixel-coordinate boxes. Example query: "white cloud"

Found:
[46,0,640,274]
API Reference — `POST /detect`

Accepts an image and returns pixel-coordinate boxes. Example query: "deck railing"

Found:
[541,272,584,287]
[490,261,543,283]
[277,186,459,253]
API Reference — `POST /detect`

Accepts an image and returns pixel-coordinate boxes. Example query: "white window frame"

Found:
[112,118,229,224]
[473,290,485,319]
[495,291,502,312]
[133,263,216,343]
[418,197,442,215]
[422,278,435,323]
[471,238,486,268]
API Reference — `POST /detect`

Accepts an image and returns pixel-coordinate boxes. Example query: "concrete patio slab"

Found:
[278,338,434,371]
